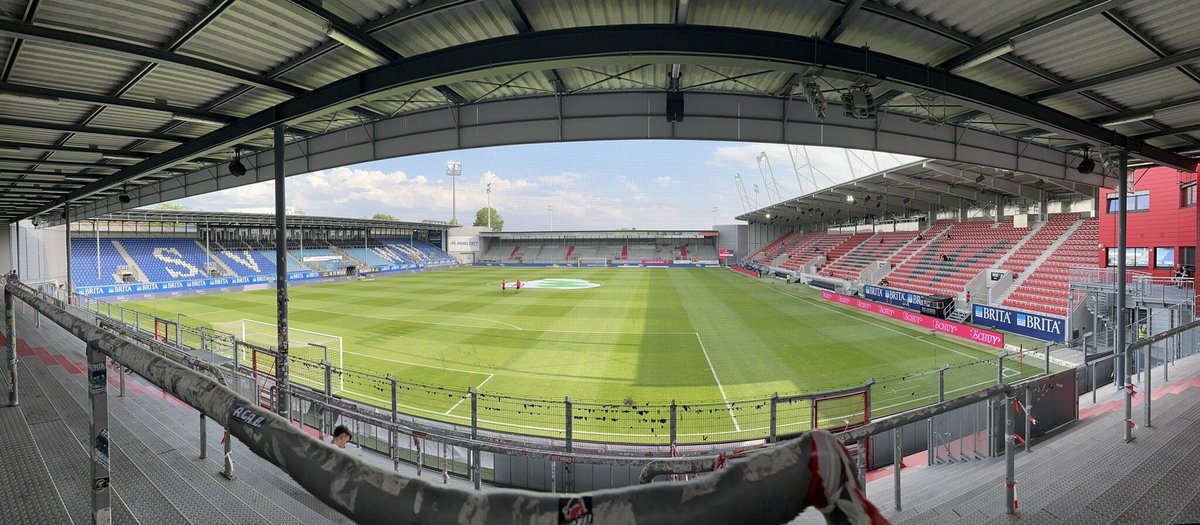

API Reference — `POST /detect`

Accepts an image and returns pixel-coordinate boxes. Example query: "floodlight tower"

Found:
[446,161,462,224]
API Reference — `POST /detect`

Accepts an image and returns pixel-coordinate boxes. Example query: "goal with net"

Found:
[577,257,610,267]
[220,319,345,393]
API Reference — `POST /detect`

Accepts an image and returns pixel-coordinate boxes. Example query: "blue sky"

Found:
[172,140,918,230]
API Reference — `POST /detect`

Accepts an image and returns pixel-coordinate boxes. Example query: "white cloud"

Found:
[539,172,584,187]
[482,170,533,191]
[655,176,678,186]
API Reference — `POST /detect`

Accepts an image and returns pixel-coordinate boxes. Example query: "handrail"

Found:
[638,382,1014,484]
[1127,318,1200,352]
[8,281,852,525]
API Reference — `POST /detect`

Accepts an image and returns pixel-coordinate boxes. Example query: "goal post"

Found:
[577,257,611,267]
[218,319,345,393]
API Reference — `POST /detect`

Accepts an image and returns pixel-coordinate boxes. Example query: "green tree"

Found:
[473,207,504,231]
[371,213,396,221]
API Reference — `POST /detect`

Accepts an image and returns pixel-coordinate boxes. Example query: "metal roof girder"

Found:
[881,171,980,202]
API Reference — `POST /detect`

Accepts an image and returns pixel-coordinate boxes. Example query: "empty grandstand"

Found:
[472,230,721,266]
[63,211,455,297]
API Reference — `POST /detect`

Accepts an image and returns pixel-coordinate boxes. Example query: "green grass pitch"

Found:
[119,267,1045,444]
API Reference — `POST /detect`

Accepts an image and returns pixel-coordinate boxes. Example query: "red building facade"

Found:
[1098,167,1199,278]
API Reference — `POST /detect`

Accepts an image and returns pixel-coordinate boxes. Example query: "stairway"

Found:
[10,309,351,524]
[947,310,970,323]
[197,240,238,277]
[111,240,150,284]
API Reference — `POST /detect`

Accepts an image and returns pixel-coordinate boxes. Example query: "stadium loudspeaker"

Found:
[666,92,684,122]
[118,193,131,204]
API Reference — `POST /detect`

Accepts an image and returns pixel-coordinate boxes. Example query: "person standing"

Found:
[501,279,507,294]
[331,425,352,449]
[515,279,522,294]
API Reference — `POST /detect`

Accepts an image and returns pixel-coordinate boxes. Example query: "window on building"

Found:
[1107,247,1149,268]
[1182,246,1196,270]
[1106,191,1150,213]
[1183,184,1197,208]
[1156,247,1175,269]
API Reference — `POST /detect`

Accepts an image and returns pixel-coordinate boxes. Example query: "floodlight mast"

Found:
[446,161,462,225]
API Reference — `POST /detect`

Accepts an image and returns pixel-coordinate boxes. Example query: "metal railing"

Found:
[60,288,1052,450]
[3,279,869,525]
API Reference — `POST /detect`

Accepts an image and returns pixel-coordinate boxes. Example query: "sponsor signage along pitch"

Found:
[972,304,1065,343]
[861,284,927,311]
[822,290,1004,348]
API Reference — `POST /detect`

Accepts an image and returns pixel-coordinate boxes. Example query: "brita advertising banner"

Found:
[862,285,927,311]
[972,304,1065,343]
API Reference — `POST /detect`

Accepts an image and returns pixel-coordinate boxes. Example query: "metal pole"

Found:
[893,428,902,511]
[1115,152,1128,387]
[222,427,233,479]
[118,362,125,398]
[1089,361,1099,405]
[1005,393,1015,514]
[5,289,16,406]
[388,374,398,470]
[87,343,110,525]
[1044,345,1051,375]
[95,220,100,280]
[768,393,778,443]
[274,124,290,418]
[856,438,867,494]
[322,360,332,440]
[670,399,678,444]
[998,354,1006,385]
[65,202,73,298]
[1145,340,1152,428]
[199,412,207,460]
[470,387,479,490]
[1024,387,1032,453]
[232,340,240,374]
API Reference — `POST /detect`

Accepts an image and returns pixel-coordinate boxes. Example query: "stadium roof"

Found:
[735,158,1095,225]
[2,0,1199,223]
[61,209,447,230]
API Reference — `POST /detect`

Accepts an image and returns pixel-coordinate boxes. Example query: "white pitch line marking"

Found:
[445,374,495,415]
[695,332,741,432]
[341,350,493,377]
[747,278,991,362]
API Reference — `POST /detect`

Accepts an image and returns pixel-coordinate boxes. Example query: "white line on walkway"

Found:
[695,332,741,432]
[445,374,495,415]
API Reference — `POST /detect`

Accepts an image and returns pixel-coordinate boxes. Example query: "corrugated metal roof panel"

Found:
[177,0,327,75]
[688,0,837,37]
[1090,69,1198,110]
[559,64,666,93]
[208,87,291,118]
[885,0,1063,42]
[375,1,515,56]
[1039,92,1112,119]
[1153,102,1200,128]
[838,10,965,66]
[521,0,673,30]
[451,71,554,102]
[1120,0,1200,54]
[60,131,151,150]
[0,124,71,145]
[0,97,96,125]
[122,64,244,109]
[36,0,207,48]
[318,0,394,26]
[956,58,1058,96]
[684,66,786,95]
[7,40,142,95]
[1017,16,1157,84]
[275,44,377,91]
[363,87,448,116]
[85,106,174,134]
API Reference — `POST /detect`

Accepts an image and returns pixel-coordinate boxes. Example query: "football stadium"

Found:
[3,1,1200,524]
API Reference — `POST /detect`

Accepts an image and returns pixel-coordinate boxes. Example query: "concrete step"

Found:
[26,324,349,525]
[18,359,160,525]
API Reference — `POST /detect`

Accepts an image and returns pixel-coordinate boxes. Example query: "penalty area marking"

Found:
[695,332,741,432]
[445,373,496,415]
